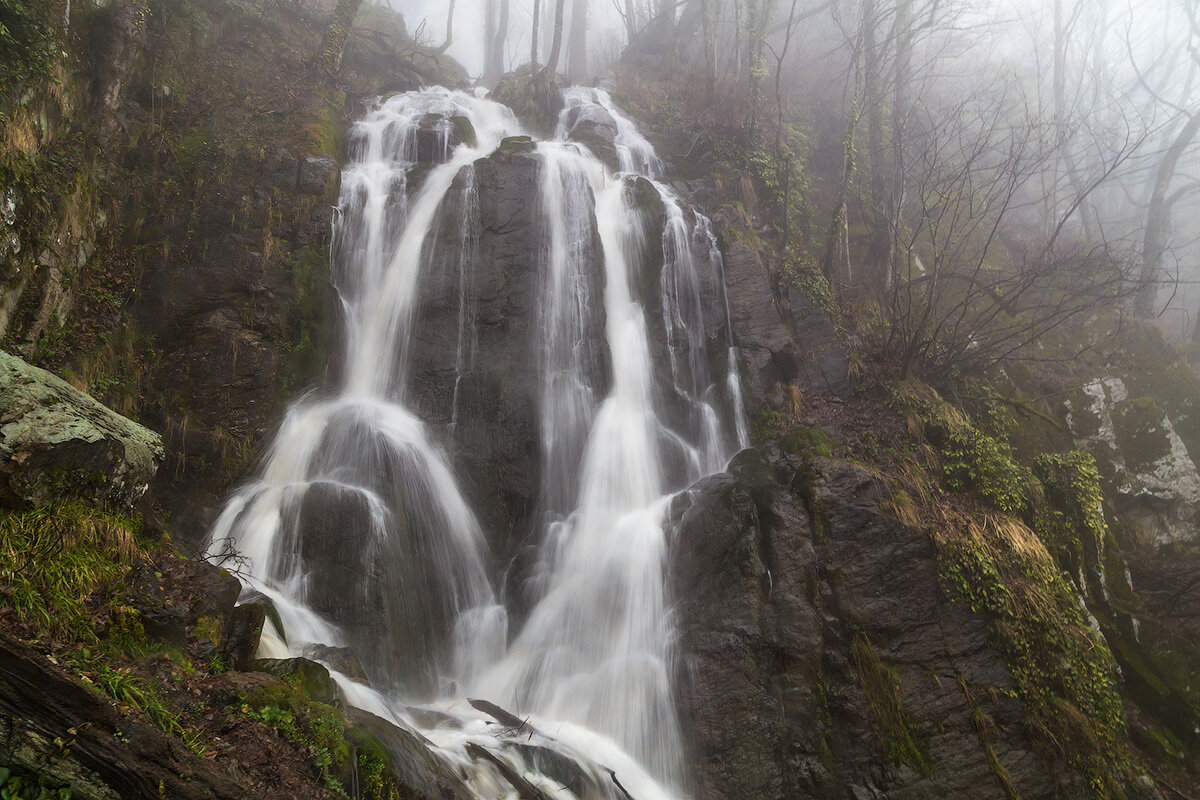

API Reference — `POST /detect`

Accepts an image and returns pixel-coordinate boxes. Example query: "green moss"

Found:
[241,684,352,795]
[191,615,224,649]
[850,630,932,775]
[959,677,1020,800]
[782,427,834,458]
[300,94,347,160]
[449,115,476,148]
[935,517,1128,796]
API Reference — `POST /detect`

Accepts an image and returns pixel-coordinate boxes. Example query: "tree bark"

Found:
[861,0,891,292]
[542,0,568,78]
[531,0,541,68]
[312,0,363,79]
[889,0,913,287]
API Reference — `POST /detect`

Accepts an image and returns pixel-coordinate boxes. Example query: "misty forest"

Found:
[3,0,1200,798]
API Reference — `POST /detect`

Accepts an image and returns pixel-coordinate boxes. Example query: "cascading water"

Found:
[208,84,747,800]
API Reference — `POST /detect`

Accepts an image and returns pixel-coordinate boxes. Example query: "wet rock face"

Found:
[404,143,557,570]
[0,350,163,509]
[669,452,1063,800]
[721,241,848,411]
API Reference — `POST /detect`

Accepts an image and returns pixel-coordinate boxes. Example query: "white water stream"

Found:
[207,85,747,800]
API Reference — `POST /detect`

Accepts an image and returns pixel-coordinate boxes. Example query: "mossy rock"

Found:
[252,657,338,705]
[781,427,835,458]
[449,115,476,149]
[497,135,536,154]
[0,350,163,509]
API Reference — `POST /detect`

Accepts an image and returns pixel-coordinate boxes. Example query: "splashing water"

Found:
[208,84,746,799]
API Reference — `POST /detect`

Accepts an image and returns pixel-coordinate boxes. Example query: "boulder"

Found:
[252,657,339,705]
[0,350,163,509]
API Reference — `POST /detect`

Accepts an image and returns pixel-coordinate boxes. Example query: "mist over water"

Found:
[207,85,746,798]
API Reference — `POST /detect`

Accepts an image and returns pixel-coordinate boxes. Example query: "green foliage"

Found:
[850,630,931,775]
[936,516,1127,795]
[781,244,836,320]
[0,501,143,641]
[893,381,1128,792]
[1033,451,1108,555]
[0,767,71,800]
[240,687,351,795]
[0,0,56,102]
[68,648,207,756]
[892,380,1032,514]
[354,744,400,800]
[941,427,1033,515]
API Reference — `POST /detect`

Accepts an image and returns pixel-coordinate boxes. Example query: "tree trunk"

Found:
[567,0,588,82]
[312,0,363,79]
[542,0,568,78]
[861,0,891,293]
[889,0,913,287]
[700,0,716,102]
[435,0,457,54]
[530,0,541,69]
[483,0,510,84]
[1134,111,1200,317]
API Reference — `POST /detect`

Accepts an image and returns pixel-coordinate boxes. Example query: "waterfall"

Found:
[208,85,746,800]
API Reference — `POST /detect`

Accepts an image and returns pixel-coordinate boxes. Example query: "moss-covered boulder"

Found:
[0,350,163,509]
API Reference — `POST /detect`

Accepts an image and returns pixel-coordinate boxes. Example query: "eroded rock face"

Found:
[669,452,1063,800]
[1066,377,1200,545]
[721,241,848,413]
[404,141,562,570]
[0,350,163,508]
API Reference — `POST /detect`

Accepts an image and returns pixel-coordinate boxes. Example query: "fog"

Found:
[385,0,627,77]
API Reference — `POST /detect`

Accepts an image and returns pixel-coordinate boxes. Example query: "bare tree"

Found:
[484,0,511,84]
[435,0,457,54]
[542,0,568,78]
[567,0,589,82]
[1130,1,1200,317]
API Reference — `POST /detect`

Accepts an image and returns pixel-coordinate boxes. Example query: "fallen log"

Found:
[465,742,553,800]
[467,698,539,737]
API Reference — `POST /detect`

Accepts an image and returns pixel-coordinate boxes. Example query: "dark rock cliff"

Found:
[670,451,1064,800]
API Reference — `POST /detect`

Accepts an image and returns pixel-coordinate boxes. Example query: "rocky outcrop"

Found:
[1066,376,1200,545]
[404,137,559,572]
[669,451,1068,800]
[0,350,162,508]
[722,240,848,411]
